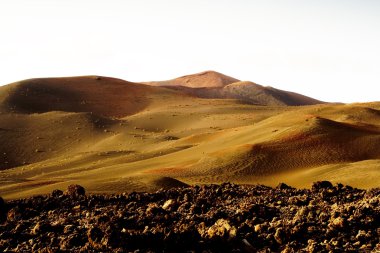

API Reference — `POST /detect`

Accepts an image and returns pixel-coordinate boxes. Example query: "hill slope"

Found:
[0,76,191,171]
[0,76,165,117]
[0,73,379,199]
[223,81,323,105]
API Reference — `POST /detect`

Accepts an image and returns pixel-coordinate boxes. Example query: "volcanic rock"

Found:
[64,184,86,198]
[0,181,379,252]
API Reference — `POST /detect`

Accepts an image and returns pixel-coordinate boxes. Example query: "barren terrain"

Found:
[1,71,380,199]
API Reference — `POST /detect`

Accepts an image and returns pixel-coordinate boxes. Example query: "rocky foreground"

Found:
[0,182,380,252]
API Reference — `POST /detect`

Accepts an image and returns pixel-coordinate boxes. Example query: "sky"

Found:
[1,0,380,103]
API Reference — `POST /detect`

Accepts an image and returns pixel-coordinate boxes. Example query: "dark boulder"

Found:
[311,181,333,192]
[7,207,22,222]
[64,184,86,198]
[276,183,293,190]
[87,226,104,250]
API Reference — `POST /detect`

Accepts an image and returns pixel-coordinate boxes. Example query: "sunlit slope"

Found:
[122,103,380,186]
[2,103,380,198]
[0,96,291,198]
[182,116,380,180]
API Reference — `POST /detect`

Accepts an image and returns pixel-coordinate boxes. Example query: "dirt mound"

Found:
[1,183,379,252]
[150,176,189,189]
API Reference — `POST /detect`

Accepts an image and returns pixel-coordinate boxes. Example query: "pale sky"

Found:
[1,0,380,103]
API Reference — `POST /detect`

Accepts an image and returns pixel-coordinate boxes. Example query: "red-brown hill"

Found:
[0,76,169,117]
[144,72,324,106]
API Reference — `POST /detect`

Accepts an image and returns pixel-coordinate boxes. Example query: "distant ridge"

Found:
[0,72,324,115]
[144,70,239,88]
[144,71,324,106]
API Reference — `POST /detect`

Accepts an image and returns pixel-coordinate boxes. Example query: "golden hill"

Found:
[0,73,379,199]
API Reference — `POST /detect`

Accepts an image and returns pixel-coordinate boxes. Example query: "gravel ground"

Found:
[1,182,380,252]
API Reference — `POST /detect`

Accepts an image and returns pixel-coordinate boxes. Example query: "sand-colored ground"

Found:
[1,72,380,199]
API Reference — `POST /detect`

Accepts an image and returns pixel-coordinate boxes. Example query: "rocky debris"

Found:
[161,199,176,211]
[0,182,379,252]
[207,219,237,240]
[274,227,285,245]
[64,184,85,198]
[330,216,346,229]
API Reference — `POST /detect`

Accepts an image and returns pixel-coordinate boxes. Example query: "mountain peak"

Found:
[145,70,239,88]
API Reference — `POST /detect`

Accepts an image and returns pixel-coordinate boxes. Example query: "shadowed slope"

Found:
[223,81,323,105]
[149,176,189,189]
[0,76,158,117]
